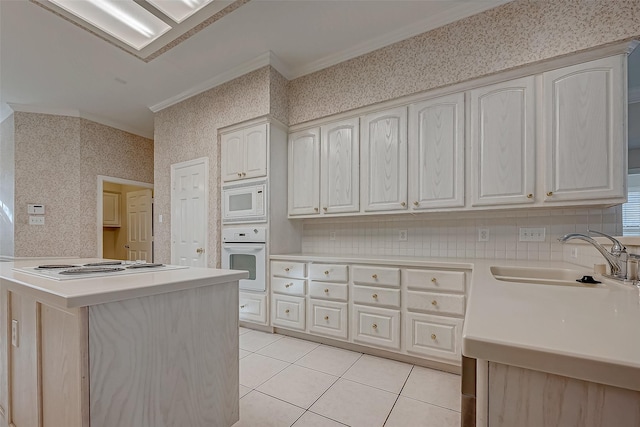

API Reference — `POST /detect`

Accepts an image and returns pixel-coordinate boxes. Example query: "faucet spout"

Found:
[558,233,625,278]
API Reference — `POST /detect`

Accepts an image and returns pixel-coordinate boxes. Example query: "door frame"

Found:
[97,175,154,258]
[170,157,209,266]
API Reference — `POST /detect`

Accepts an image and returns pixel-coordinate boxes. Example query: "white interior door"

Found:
[171,158,208,267]
[126,189,153,262]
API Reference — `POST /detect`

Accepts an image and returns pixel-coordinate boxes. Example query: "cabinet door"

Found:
[543,55,625,202]
[470,76,536,206]
[361,107,408,212]
[409,93,465,210]
[221,129,245,182]
[321,118,360,214]
[288,128,321,216]
[244,124,268,180]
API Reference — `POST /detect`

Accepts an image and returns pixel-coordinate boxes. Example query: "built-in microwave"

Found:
[222,180,267,223]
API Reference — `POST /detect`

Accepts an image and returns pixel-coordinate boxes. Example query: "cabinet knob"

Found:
[284,268,290,272]
[314,207,319,212]
[413,201,419,206]
[372,323,378,330]
[285,309,290,314]
[431,300,437,306]
[324,270,329,275]
[372,274,378,279]
[324,288,329,293]
[324,315,329,321]
[242,172,246,177]
[527,193,533,199]
[285,283,293,288]
[401,202,406,207]
[431,334,437,340]
[240,305,246,309]
[323,207,328,212]
[431,277,437,283]
[196,248,204,254]
[372,293,378,299]
[237,172,242,177]
[546,191,553,197]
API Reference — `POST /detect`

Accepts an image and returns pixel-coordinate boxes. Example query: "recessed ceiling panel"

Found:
[146,0,216,24]
[47,0,171,50]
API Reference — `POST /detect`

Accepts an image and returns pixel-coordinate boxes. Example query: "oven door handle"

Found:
[223,244,264,253]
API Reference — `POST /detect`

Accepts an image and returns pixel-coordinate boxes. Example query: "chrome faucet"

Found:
[558,230,628,279]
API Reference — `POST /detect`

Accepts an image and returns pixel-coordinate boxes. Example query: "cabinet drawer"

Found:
[309,281,348,302]
[272,295,305,331]
[272,277,306,296]
[308,299,348,340]
[352,305,400,350]
[352,265,400,287]
[405,312,463,363]
[406,291,465,316]
[404,269,465,293]
[353,285,400,308]
[271,261,306,278]
[239,292,267,324]
[309,264,348,282]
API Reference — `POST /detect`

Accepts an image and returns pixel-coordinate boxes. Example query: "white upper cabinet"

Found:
[361,106,408,212]
[408,93,465,210]
[321,118,360,214]
[542,55,625,203]
[288,128,320,216]
[470,76,536,206]
[221,123,267,182]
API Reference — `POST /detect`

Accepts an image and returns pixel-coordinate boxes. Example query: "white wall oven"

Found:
[222,227,266,292]
[222,180,266,224]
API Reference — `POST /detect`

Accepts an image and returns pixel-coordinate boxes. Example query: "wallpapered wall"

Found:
[288,0,640,125]
[12,113,153,257]
[0,114,15,257]
[153,67,276,265]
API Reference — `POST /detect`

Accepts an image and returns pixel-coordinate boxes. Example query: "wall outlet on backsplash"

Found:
[478,229,489,242]
[399,230,408,241]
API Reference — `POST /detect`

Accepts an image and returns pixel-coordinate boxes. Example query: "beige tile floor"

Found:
[234,327,461,427]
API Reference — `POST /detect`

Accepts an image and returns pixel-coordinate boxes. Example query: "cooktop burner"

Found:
[59,267,126,275]
[36,264,78,269]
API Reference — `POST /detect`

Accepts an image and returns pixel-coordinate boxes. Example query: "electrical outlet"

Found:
[399,230,408,241]
[478,228,489,242]
[329,232,336,241]
[29,216,45,225]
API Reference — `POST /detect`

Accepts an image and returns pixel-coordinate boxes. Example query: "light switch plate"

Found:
[519,227,546,242]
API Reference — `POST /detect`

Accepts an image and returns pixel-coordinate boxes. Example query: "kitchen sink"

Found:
[490,266,604,288]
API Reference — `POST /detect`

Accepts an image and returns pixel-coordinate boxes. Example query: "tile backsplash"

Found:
[301,207,622,261]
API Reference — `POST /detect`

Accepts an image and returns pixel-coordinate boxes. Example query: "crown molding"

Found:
[7,103,153,139]
[149,51,289,113]
[286,0,512,79]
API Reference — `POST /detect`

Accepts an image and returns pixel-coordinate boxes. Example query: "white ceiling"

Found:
[1,0,513,138]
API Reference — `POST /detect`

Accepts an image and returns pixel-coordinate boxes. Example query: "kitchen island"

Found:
[0,258,248,427]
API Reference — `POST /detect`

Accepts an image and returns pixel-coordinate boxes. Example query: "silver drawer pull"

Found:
[324,288,329,293]
[431,300,437,306]
[284,268,290,272]
[372,293,378,299]
[285,283,293,288]
[372,323,378,330]
[372,274,378,279]
[431,334,437,340]
[324,270,329,275]
[240,305,246,309]
[324,315,329,321]
[285,309,290,314]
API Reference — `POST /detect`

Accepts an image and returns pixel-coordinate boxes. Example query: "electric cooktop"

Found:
[13,261,188,281]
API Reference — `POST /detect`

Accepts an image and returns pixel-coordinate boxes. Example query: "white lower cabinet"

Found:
[352,304,401,350]
[239,292,267,324]
[272,294,305,330]
[405,312,463,363]
[270,258,468,367]
[308,299,348,339]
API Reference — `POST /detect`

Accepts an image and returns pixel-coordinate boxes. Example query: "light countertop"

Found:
[0,258,248,309]
[271,253,640,391]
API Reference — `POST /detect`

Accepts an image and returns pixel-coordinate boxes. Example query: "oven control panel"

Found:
[222,227,267,243]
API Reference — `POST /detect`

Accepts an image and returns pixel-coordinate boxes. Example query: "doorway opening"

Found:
[97,176,154,261]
